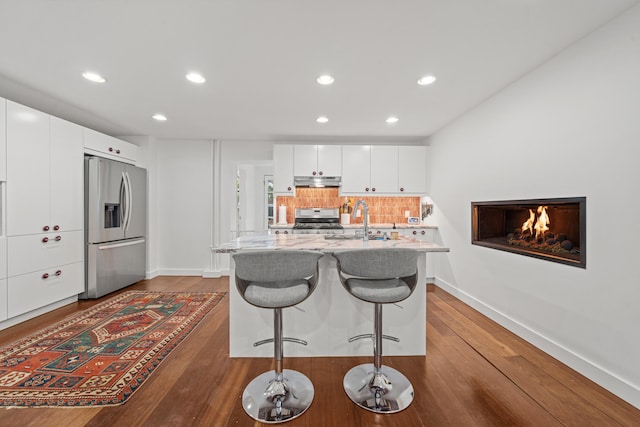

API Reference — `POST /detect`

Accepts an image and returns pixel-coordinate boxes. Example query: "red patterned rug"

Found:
[0,290,225,407]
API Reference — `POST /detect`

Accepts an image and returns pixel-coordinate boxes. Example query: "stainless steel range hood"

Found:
[294,176,341,188]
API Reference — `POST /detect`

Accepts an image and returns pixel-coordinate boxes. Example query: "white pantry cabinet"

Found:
[4,100,84,323]
[84,127,137,164]
[273,144,295,194]
[293,145,341,177]
[341,145,371,193]
[0,97,6,181]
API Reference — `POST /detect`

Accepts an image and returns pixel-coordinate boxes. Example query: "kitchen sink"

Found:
[324,234,361,240]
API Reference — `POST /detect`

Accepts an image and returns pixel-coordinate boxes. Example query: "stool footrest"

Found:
[254,337,309,347]
[348,334,399,343]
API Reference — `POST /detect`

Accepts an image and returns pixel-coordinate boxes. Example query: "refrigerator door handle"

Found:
[124,171,133,232]
[98,238,145,250]
[120,171,127,229]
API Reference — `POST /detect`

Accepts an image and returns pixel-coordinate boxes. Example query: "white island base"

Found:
[229,251,428,358]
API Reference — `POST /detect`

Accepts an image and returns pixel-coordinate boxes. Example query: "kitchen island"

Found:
[213,234,449,357]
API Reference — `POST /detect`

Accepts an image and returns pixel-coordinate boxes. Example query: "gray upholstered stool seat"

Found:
[232,250,324,424]
[333,248,419,414]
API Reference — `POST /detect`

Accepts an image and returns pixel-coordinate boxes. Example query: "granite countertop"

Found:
[211,234,449,254]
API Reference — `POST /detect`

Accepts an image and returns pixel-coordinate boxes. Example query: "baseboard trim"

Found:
[434,277,640,410]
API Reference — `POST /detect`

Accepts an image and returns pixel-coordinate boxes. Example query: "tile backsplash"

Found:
[276,188,420,224]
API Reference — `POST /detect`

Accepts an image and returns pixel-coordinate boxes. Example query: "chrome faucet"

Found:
[353,199,369,241]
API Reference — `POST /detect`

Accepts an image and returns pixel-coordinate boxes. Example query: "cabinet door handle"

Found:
[53,225,60,230]
[421,230,426,235]
[400,187,405,192]
[365,187,370,192]
[42,273,49,279]
[284,230,288,234]
[42,237,49,243]
[275,231,280,234]
[312,171,317,176]
[287,186,292,191]
[413,230,417,235]
[318,171,323,176]
[372,188,376,192]
[55,235,62,241]
[55,270,62,276]
[43,225,50,231]
[109,147,114,152]
[116,149,121,154]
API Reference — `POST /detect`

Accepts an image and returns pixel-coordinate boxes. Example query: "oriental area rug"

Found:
[0,290,225,408]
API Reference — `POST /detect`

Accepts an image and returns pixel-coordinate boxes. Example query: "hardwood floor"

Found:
[1,276,638,426]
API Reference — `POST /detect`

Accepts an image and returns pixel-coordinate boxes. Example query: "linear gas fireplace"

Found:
[472,197,586,268]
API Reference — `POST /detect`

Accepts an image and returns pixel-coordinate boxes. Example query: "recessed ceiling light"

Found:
[386,116,399,124]
[317,75,334,85]
[82,71,106,83]
[186,72,206,84]
[152,114,167,121]
[417,75,436,86]
[316,116,329,123]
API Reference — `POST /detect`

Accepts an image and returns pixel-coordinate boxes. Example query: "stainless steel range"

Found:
[292,208,344,234]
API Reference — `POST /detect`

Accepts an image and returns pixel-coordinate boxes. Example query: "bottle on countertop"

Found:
[393,223,396,229]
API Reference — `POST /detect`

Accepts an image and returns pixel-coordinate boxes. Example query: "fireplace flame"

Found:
[522,209,536,235]
[534,206,550,240]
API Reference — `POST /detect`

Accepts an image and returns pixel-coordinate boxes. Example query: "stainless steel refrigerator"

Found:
[81,156,147,299]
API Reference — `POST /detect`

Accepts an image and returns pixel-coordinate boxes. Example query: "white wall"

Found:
[429,5,640,408]
[146,138,214,276]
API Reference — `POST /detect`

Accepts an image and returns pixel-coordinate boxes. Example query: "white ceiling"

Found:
[0,0,638,142]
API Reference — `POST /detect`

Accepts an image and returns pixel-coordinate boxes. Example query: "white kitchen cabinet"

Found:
[7,261,83,318]
[4,100,85,325]
[84,127,137,164]
[293,144,341,177]
[6,103,83,236]
[6,101,50,236]
[342,145,428,195]
[370,146,398,193]
[51,117,84,232]
[0,98,6,181]
[341,145,371,193]
[273,144,295,194]
[398,146,428,194]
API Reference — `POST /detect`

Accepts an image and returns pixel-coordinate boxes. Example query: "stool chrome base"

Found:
[343,363,414,414]
[242,369,314,423]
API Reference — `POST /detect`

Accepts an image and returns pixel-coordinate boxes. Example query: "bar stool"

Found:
[232,250,324,423]
[333,248,419,414]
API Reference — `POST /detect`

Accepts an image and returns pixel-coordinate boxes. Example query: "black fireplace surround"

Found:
[472,197,586,268]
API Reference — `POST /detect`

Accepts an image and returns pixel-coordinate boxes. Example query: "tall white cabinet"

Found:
[3,101,84,323]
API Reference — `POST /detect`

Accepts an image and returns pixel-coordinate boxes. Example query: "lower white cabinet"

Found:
[8,262,83,318]
[0,279,6,322]
[7,231,83,277]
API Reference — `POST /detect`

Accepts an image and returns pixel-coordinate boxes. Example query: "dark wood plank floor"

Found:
[1,276,638,426]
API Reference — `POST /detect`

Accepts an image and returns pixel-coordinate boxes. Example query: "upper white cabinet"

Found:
[6,102,84,236]
[398,146,428,194]
[273,144,295,194]
[84,128,137,164]
[341,145,371,193]
[293,145,341,177]
[341,145,428,195]
[370,146,399,193]
[0,98,6,181]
